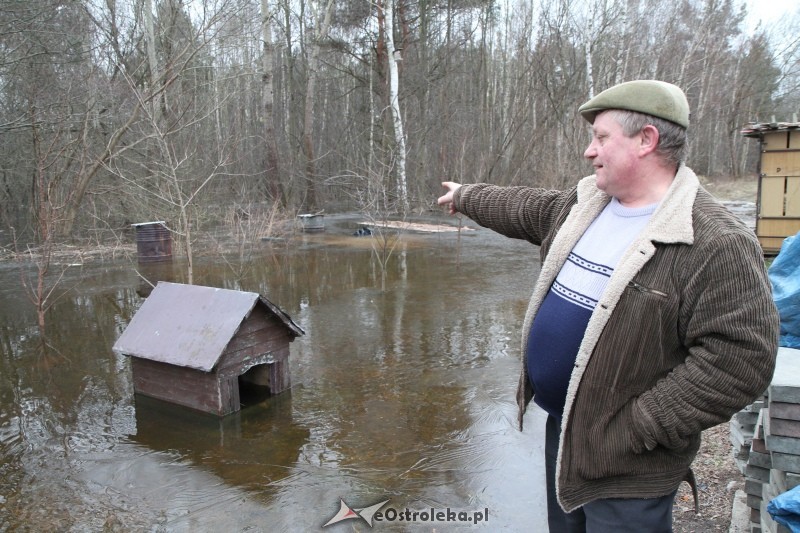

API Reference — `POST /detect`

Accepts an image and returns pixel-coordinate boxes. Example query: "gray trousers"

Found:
[545,415,676,532]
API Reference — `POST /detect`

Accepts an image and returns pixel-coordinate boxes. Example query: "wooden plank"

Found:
[218,345,290,379]
[219,350,278,379]
[220,330,293,354]
[757,217,800,236]
[787,176,800,216]
[221,324,290,364]
[761,151,800,176]
[222,309,294,358]
[270,358,291,393]
[225,332,288,358]
[758,236,786,254]
[219,377,240,415]
[763,132,789,151]
[760,177,786,216]
[790,130,800,149]
[131,357,224,415]
[237,308,285,335]
[358,220,475,233]
[240,316,286,335]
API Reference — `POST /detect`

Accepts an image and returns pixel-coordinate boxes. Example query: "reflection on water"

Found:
[0,214,547,531]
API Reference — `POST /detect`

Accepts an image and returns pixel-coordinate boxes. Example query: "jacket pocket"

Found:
[626,280,668,298]
[573,401,641,480]
[571,396,699,481]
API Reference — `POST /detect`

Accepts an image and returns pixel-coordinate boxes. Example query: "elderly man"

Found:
[437,80,779,532]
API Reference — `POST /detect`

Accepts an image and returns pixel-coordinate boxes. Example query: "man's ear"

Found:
[639,124,660,156]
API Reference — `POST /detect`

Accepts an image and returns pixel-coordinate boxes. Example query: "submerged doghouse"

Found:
[297,213,325,232]
[741,121,800,254]
[112,282,304,416]
[132,221,173,263]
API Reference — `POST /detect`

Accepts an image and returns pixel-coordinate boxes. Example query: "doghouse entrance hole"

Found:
[238,364,272,406]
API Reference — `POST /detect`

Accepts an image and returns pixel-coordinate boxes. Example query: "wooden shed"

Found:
[741,121,800,254]
[132,221,172,263]
[112,282,304,416]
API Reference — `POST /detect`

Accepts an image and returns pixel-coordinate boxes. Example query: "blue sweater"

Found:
[526,198,657,419]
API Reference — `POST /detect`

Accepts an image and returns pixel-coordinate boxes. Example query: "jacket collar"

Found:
[576,164,698,245]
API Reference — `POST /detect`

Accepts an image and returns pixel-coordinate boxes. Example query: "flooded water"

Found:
[0,213,549,531]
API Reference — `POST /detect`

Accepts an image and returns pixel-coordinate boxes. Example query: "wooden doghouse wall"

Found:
[217,305,293,394]
[757,131,800,253]
[131,357,231,415]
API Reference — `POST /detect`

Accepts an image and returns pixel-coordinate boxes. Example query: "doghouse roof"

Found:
[112,281,304,372]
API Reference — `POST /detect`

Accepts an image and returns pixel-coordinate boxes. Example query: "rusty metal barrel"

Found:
[132,221,172,263]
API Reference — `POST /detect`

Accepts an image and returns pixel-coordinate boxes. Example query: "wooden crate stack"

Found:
[731,348,800,533]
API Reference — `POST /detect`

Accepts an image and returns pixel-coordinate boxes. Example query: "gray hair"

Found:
[606,109,688,168]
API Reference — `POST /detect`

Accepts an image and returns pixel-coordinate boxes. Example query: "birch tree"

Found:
[1,0,799,242]
[383,0,409,213]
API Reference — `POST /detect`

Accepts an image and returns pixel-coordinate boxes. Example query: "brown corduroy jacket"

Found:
[453,165,779,512]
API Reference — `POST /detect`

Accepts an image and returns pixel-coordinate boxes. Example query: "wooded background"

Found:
[2,0,799,244]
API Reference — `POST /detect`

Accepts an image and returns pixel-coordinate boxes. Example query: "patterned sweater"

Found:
[453,165,779,512]
[526,198,657,420]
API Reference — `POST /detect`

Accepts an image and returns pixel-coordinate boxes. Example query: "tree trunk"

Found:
[59,105,141,238]
[301,0,335,212]
[143,0,161,120]
[260,0,284,204]
[384,0,408,213]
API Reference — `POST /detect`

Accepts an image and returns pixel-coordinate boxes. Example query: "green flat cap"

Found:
[579,80,690,128]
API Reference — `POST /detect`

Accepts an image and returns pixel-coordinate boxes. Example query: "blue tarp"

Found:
[767,484,800,532]
[769,233,800,348]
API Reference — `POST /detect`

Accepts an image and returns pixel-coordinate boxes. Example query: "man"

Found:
[437,80,779,532]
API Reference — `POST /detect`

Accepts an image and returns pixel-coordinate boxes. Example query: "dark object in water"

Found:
[353,227,372,237]
[132,221,172,263]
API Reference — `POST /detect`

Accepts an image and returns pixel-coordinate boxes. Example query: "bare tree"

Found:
[261,0,285,202]
[383,0,409,213]
[1,0,799,246]
[12,104,79,339]
[300,0,335,212]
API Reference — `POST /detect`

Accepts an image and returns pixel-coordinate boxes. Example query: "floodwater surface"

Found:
[0,214,548,531]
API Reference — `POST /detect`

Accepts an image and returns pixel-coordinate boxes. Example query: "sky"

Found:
[744,0,800,32]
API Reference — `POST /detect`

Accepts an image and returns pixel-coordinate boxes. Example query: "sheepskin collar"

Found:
[575,164,699,246]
